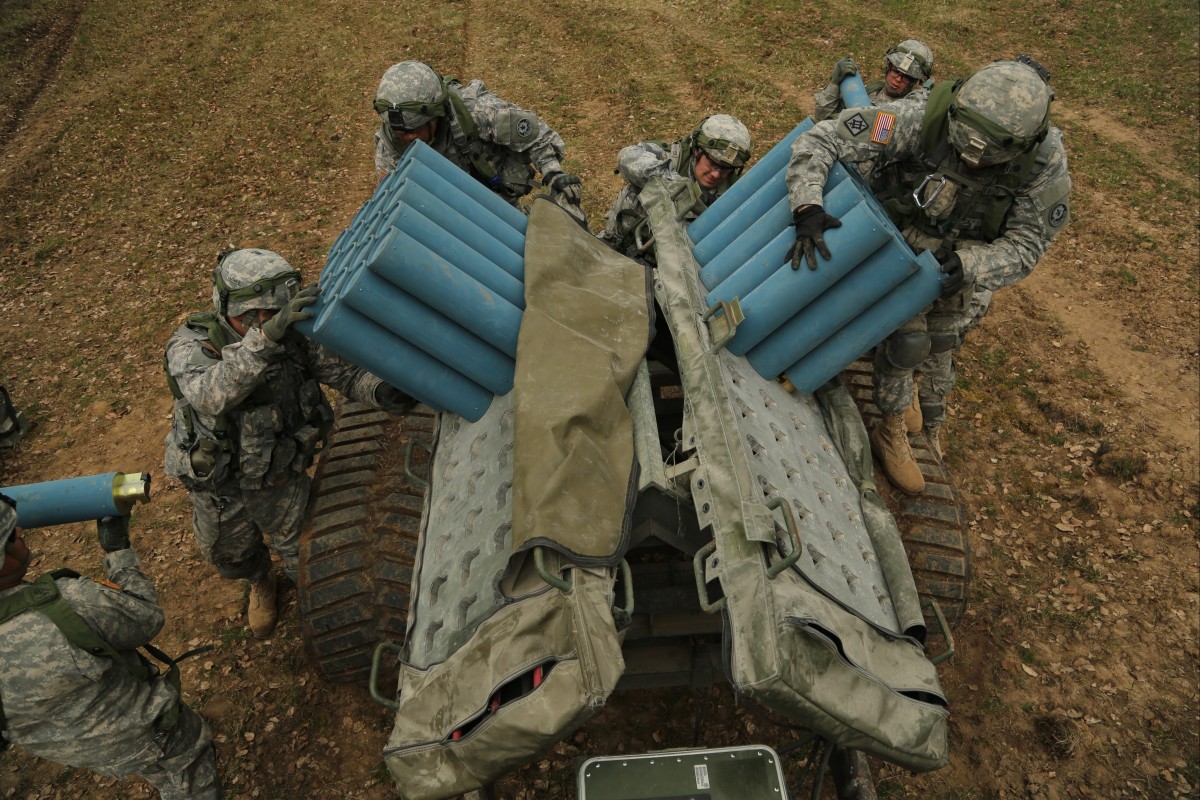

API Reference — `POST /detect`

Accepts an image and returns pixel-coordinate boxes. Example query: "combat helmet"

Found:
[374,60,449,131]
[947,59,1052,168]
[693,114,752,169]
[212,248,300,318]
[884,39,934,84]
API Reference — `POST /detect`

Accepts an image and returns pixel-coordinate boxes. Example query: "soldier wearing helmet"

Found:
[373,60,584,220]
[812,39,935,122]
[600,114,753,263]
[0,497,222,798]
[163,249,414,638]
[786,57,1071,494]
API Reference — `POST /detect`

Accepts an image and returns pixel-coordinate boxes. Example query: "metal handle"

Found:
[634,218,655,254]
[369,641,405,710]
[534,546,572,592]
[923,598,956,665]
[611,558,635,617]
[404,439,432,485]
[692,540,726,613]
[702,297,745,352]
[765,496,803,579]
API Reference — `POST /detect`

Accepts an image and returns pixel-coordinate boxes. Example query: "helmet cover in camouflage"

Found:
[948,60,1052,167]
[212,248,301,317]
[884,39,934,82]
[374,60,448,130]
[0,493,16,551]
[695,114,752,168]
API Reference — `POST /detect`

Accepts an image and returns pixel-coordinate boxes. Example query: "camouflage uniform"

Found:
[813,81,929,123]
[373,63,566,205]
[787,62,1071,423]
[163,251,389,583]
[812,40,935,123]
[0,507,220,798]
[600,115,751,263]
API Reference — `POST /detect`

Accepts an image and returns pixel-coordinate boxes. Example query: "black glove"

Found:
[831,56,859,84]
[97,515,131,553]
[374,384,416,415]
[262,285,320,342]
[788,206,842,270]
[543,170,583,207]
[938,252,965,298]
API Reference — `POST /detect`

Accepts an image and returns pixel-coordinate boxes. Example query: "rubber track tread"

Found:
[841,357,972,631]
[297,401,433,683]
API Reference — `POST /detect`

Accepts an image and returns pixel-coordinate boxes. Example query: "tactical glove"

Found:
[97,515,131,553]
[831,56,859,85]
[373,384,416,416]
[543,170,583,207]
[262,285,319,342]
[788,206,842,270]
[938,252,965,298]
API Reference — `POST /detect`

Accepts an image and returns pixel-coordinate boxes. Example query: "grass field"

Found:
[1,0,1197,797]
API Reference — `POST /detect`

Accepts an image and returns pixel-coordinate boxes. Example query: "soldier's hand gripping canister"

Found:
[262,285,320,342]
[96,515,132,553]
[788,205,843,270]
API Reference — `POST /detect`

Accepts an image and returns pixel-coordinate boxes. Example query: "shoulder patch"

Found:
[1048,201,1069,228]
[843,113,870,138]
[871,112,896,145]
[493,109,539,146]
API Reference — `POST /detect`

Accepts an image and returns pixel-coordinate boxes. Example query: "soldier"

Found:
[599,114,752,264]
[0,496,221,798]
[812,39,935,122]
[372,60,584,220]
[786,57,1071,494]
[163,248,414,637]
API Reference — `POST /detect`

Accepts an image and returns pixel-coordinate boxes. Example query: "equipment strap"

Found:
[445,88,501,187]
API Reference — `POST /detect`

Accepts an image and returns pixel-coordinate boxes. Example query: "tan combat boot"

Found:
[902,387,922,433]
[924,424,943,460]
[247,570,278,638]
[870,414,925,495]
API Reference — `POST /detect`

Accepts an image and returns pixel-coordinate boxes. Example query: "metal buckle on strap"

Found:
[912,174,947,209]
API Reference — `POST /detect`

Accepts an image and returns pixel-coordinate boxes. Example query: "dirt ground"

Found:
[1,1,1197,798]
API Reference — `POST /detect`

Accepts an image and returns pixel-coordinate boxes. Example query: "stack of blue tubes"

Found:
[295,140,528,422]
[688,119,944,394]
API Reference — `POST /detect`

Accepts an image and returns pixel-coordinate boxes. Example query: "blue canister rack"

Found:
[296,140,528,422]
[688,116,944,394]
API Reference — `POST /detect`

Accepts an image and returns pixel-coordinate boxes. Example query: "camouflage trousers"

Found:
[188,473,310,583]
[874,288,991,423]
[138,703,222,799]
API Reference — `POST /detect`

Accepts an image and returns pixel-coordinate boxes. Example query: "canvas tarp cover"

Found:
[509,199,653,566]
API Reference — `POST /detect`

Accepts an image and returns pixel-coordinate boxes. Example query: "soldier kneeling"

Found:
[0,497,222,798]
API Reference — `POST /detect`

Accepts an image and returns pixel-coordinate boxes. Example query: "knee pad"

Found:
[928,331,959,354]
[884,330,931,369]
[212,546,270,581]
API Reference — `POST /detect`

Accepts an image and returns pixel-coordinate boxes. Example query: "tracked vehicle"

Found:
[294,120,969,798]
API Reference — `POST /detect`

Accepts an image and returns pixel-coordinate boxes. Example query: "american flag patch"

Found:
[871,112,896,144]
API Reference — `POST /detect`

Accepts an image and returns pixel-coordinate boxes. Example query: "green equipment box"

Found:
[577,745,789,800]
